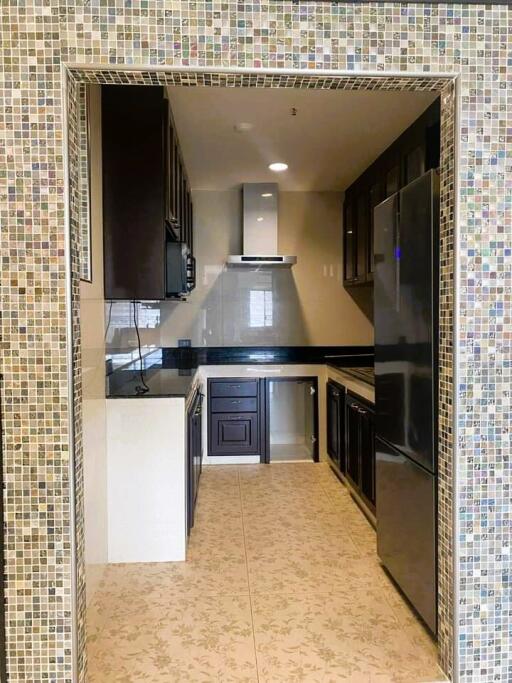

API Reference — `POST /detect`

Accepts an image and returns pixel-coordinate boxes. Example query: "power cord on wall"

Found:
[132,300,150,395]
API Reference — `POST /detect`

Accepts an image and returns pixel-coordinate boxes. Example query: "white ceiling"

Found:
[167,86,437,192]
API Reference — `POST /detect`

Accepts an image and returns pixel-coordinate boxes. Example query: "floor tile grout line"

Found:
[237,467,260,683]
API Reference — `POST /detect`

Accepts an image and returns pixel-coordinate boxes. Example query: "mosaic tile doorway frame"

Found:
[63,64,459,683]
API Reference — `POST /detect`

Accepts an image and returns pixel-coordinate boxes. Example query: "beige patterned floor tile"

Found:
[88,593,258,683]
[251,591,443,683]
[92,558,250,600]
[187,526,246,562]
[87,463,446,682]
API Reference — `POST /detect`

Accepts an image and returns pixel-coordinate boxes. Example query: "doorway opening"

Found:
[65,66,458,682]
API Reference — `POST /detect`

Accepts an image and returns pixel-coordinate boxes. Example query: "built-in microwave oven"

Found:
[166,241,196,297]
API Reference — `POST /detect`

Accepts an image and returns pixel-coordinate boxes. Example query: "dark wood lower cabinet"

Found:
[187,390,203,534]
[345,391,376,513]
[208,378,264,459]
[326,380,345,472]
[327,379,376,514]
[359,407,376,507]
[210,413,259,455]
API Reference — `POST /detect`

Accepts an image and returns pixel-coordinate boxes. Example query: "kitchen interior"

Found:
[81,82,447,681]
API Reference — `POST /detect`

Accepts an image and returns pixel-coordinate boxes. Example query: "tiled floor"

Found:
[87,463,448,682]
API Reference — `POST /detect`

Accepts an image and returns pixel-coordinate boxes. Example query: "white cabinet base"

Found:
[106,398,187,563]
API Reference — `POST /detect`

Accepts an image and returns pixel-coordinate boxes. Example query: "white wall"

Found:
[157,189,373,347]
[80,85,108,604]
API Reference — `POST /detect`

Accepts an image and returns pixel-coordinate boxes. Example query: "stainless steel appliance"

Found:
[227,183,297,267]
[374,169,439,634]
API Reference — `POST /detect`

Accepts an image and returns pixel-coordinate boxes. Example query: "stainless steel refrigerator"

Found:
[374,169,439,634]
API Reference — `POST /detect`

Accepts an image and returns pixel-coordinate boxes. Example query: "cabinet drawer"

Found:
[209,413,259,456]
[211,397,258,413]
[210,380,258,398]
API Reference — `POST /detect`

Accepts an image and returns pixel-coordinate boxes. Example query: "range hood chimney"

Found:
[227,183,297,267]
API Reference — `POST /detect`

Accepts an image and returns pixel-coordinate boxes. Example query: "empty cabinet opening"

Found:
[267,378,318,463]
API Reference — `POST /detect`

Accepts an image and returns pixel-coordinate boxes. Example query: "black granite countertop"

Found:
[329,366,375,386]
[107,365,196,398]
[106,346,374,398]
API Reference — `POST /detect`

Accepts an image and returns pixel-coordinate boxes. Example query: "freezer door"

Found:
[376,438,437,634]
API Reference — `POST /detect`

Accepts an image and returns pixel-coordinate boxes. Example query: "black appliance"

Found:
[187,388,203,533]
[166,241,196,298]
[374,169,439,634]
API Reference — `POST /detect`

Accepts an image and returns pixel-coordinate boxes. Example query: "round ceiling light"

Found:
[268,162,288,172]
[234,122,254,133]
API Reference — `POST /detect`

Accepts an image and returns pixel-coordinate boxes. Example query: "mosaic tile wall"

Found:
[1,2,510,682]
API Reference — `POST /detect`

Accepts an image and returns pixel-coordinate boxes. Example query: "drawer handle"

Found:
[228,385,241,389]
[231,400,241,404]
[228,416,244,420]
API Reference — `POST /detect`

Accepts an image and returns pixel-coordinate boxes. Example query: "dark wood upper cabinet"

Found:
[385,160,400,198]
[342,98,440,289]
[102,85,194,300]
[368,179,384,280]
[343,194,356,283]
[355,187,369,283]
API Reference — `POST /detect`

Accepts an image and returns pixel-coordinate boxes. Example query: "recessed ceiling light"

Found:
[269,162,288,172]
[261,193,273,198]
[234,122,254,133]
[256,216,264,222]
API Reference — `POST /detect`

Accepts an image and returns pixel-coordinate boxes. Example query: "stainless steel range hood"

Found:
[227,183,297,267]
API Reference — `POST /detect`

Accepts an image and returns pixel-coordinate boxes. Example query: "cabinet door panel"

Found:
[404,144,425,185]
[210,413,259,455]
[327,381,343,469]
[343,197,356,283]
[356,189,369,282]
[359,407,375,507]
[102,85,166,300]
[368,180,384,280]
[168,124,178,223]
[346,401,361,487]
[385,164,400,197]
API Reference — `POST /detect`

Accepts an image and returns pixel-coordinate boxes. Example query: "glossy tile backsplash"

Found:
[106,189,374,353]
